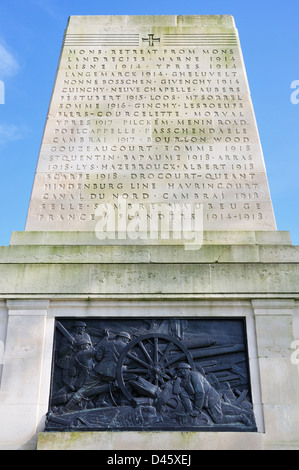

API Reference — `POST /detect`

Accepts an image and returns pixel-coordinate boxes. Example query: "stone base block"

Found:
[37,430,263,451]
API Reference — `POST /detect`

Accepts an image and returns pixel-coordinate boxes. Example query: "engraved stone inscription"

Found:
[46,317,257,432]
[26,16,276,233]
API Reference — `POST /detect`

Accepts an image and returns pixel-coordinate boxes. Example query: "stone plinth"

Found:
[37,430,264,451]
[0,231,297,299]
[0,231,298,449]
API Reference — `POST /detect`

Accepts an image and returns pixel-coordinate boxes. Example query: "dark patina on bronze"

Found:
[46,317,257,432]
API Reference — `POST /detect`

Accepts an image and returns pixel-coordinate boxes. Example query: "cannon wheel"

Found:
[116,333,194,406]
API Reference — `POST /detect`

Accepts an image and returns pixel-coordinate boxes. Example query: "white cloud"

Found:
[0,43,20,79]
[29,0,62,21]
[0,124,26,145]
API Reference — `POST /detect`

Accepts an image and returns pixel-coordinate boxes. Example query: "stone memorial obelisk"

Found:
[0,16,298,451]
[25,15,276,236]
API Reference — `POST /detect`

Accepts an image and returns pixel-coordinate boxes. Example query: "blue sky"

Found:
[0,0,298,246]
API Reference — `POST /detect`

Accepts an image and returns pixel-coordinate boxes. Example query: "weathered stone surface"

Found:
[2,240,299,265]
[259,358,299,404]
[0,258,298,296]
[262,406,299,450]
[10,230,292,246]
[37,430,263,451]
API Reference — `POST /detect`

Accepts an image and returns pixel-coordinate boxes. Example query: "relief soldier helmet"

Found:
[177,362,192,370]
[73,321,87,329]
[117,331,131,341]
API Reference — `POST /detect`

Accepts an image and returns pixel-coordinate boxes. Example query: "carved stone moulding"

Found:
[46,317,257,432]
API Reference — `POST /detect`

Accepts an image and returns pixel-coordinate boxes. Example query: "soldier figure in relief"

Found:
[64,331,131,411]
[56,321,92,392]
[176,363,252,426]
